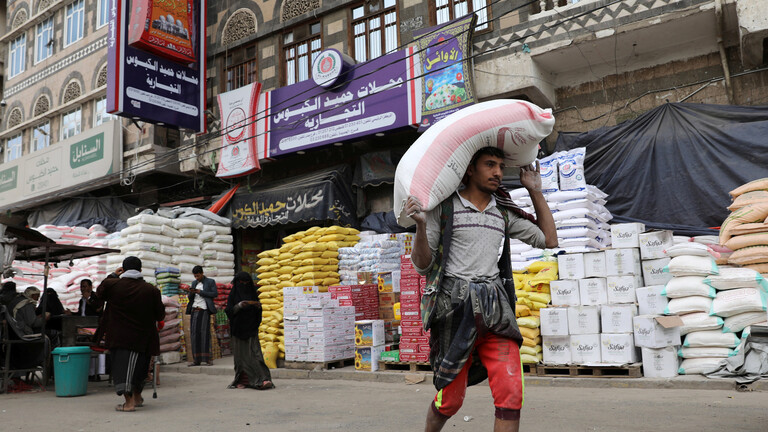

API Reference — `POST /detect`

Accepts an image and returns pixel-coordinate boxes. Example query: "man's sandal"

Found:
[115,404,135,412]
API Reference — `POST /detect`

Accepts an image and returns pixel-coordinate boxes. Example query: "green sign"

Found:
[70,133,105,168]
[0,166,17,193]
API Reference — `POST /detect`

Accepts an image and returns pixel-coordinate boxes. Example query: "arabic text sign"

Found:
[0,122,122,210]
[231,185,353,228]
[414,15,477,131]
[216,82,262,178]
[107,0,206,132]
[267,47,421,157]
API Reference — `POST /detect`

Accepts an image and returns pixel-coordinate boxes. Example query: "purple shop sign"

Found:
[107,0,206,132]
[413,15,477,131]
[264,47,422,157]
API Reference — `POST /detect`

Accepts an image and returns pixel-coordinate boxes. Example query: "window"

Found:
[61,108,82,140]
[225,44,258,92]
[97,0,110,28]
[95,98,114,125]
[434,0,490,32]
[33,122,51,151]
[283,22,322,86]
[9,34,26,78]
[5,135,23,162]
[65,0,85,46]
[36,18,54,63]
[352,0,398,63]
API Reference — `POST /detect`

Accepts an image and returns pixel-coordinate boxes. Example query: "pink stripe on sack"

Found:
[409,102,548,207]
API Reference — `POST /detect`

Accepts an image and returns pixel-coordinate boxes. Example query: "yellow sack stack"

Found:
[515,260,557,364]
[256,248,285,360]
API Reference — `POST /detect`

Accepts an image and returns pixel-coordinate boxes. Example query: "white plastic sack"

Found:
[662,276,715,299]
[683,330,739,348]
[710,288,767,317]
[540,157,559,193]
[126,233,174,246]
[179,228,201,238]
[703,267,766,290]
[664,255,718,277]
[393,99,555,227]
[121,224,162,236]
[213,235,234,244]
[173,238,201,247]
[135,250,170,263]
[678,358,725,375]
[171,218,204,230]
[202,243,234,253]
[723,312,768,333]
[172,255,204,266]
[122,242,162,253]
[557,148,587,191]
[204,260,234,269]
[678,347,733,359]
[198,231,216,242]
[664,296,713,315]
[664,242,711,258]
[160,245,181,256]
[216,252,235,261]
[203,225,232,235]
[160,225,182,238]
[127,214,171,226]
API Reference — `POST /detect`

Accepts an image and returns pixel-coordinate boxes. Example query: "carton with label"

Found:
[632,315,683,348]
[578,278,608,306]
[638,230,673,260]
[600,304,638,333]
[570,334,601,364]
[355,320,385,347]
[542,335,571,365]
[557,253,586,280]
[604,248,642,276]
[611,223,646,248]
[540,307,569,336]
[640,346,679,378]
[641,257,673,286]
[567,306,600,335]
[355,345,385,371]
[583,251,607,278]
[606,275,642,304]
[550,280,581,306]
[600,333,637,364]
[635,285,668,315]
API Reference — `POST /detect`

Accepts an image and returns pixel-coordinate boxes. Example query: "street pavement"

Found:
[2,362,768,431]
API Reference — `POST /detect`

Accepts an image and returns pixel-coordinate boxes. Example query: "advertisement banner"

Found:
[216,82,262,178]
[128,0,197,63]
[413,15,477,131]
[265,47,421,157]
[108,0,206,132]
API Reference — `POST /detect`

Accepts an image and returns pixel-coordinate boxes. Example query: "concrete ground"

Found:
[1,357,768,431]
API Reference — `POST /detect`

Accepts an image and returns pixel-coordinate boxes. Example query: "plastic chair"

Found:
[0,305,50,393]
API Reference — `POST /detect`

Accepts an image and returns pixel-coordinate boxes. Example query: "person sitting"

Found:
[36,288,66,348]
[0,282,49,388]
[74,279,103,317]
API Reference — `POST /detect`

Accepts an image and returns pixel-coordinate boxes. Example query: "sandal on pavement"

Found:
[115,404,135,412]
[257,381,275,390]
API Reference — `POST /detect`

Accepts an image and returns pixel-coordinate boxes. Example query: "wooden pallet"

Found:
[380,361,432,372]
[284,358,355,370]
[522,363,537,376]
[535,363,642,378]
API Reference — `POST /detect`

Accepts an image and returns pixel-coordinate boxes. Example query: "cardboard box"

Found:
[355,320,385,346]
[611,223,646,248]
[600,333,637,364]
[632,315,683,348]
[399,352,429,362]
[567,306,600,335]
[283,286,320,295]
[638,230,673,260]
[558,253,585,280]
[550,280,581,306]
[604,248,642,276]
[355,345,385,371]
[583,252,607,278]
[641,257,673,286]
[578,278,608,306]
[635,285,668,315]
[400,255,414,270]
[600,304,638,333]
[542,336,571,365]
[540,307,569,336]
[606,275,642,304]
[641,346,679,378]
[569,334,602,364]
[377,271,400,293]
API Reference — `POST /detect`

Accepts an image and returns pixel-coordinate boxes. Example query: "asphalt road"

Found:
[1,373,767,431]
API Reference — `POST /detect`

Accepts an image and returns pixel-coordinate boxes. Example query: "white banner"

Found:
[216,82,262,178]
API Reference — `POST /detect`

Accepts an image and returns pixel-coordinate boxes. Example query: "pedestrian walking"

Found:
[185,265,217,366]
[406,146,558,432]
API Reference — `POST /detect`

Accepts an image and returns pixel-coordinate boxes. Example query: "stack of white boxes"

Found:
[283,287,356,363]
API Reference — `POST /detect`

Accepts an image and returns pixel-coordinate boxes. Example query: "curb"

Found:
[160,363,768,391]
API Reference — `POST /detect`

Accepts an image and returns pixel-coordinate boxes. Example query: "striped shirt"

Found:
[414,192,546,280]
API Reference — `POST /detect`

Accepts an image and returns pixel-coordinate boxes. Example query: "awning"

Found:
[229,165,357,229]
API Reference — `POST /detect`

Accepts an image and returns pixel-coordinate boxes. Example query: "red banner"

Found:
[128,0,196,63]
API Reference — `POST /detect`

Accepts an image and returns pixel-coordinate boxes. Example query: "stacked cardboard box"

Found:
[283,287,356,363]
[355,319,386,371]
[328,284,379,320]
[398,255,430,362]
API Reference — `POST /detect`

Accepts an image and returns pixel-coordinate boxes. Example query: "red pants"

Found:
[432,332,524,420]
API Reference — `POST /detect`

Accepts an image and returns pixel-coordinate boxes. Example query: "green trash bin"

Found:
[52,346,92,397]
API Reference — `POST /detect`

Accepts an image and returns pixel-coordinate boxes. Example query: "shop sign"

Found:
[413,15,477,131]
[0,122,123,211]
[261,47,421,157]
[216,82,263,178]
[107,0,206,132]
[312,49,348,88]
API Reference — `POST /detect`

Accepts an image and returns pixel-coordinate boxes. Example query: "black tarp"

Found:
[555,103,768,236]
[26,197,136,232]
[229,165,358,229]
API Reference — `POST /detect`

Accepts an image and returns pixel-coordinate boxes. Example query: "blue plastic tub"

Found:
[51,346,92,397]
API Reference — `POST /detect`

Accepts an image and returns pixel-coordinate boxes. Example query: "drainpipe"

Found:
[714,0,734,104]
